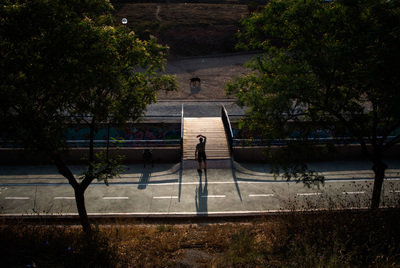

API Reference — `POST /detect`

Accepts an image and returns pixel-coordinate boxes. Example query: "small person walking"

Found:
[195,134,207,172]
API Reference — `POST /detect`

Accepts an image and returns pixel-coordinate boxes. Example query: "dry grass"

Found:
[112,3,249,56]
[113,3,247,29]
[1,210,400,267]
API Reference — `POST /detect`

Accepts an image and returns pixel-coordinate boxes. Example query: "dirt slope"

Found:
[112,2,249,56]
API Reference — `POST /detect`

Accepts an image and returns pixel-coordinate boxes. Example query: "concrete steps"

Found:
[182,117,231,169]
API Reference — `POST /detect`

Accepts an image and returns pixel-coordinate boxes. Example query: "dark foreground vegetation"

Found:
[1,210,399,267]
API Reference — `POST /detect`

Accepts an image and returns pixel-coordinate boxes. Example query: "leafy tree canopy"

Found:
[0,0,177,155]
[0,0,177,231]
[227,0,400,208]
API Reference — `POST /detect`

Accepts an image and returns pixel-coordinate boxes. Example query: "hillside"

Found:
[112,1,251,56]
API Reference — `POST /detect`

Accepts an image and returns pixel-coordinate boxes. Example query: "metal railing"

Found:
[180,104,184,153]
[1,111,185,149]
[0,139,181,149]
[66,139,181,148]
[221,105,234,153]
[231,136,399,147]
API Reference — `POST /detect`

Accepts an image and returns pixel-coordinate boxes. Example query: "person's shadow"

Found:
[138,169,150,190]
[195,170,208,216]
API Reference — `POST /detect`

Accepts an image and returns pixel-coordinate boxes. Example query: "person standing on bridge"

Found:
[195,134,207,172]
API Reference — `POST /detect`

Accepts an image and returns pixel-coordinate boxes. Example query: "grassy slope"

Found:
[112,3,249,56]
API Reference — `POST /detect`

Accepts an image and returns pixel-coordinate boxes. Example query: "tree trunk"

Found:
[371,159,388,210]
[53,155,92,233]
[75,186,92,233]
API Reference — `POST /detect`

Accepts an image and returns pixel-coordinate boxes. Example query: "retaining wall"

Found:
[0,147,181,165]
[233,144,400,163]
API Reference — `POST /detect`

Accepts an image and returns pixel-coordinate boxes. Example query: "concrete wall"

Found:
[0,147,181,165]
[233,144,400,163]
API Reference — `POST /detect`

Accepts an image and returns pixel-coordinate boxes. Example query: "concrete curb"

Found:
[0,207,380,225]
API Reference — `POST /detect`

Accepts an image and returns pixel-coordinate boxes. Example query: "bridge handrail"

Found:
[232,136,399,146]
[66,139,181,143]
[65,139,181,148]
[221,105,234,153]
[180,104,184,153]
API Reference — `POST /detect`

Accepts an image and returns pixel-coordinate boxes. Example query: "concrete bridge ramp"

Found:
[182,117,231,169]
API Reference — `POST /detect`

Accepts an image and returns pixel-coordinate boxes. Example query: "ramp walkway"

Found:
[182,117,231,169]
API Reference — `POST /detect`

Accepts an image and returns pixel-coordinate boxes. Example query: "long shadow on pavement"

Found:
[195,169,208,216]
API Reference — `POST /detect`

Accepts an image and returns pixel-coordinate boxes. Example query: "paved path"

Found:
[145,100,245,119]
[1,160,399,218]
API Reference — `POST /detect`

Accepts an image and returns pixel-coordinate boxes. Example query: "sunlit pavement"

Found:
[146,100,246,119]
[0,160,399,218]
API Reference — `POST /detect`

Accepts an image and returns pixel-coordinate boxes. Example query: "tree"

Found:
[0,0,177,232]
[227,0,400,209]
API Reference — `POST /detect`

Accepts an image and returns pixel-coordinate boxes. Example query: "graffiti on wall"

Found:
[65,123,181,147]
[67,124,180,141]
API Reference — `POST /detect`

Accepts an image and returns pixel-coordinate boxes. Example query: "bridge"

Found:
[182,117,231,169]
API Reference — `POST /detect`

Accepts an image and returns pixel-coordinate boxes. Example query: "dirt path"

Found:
[155,5,161,22]
[158,53,258,100]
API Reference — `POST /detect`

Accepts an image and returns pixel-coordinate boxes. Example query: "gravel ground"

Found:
[158,53,258,100]
[144,53,259,118]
